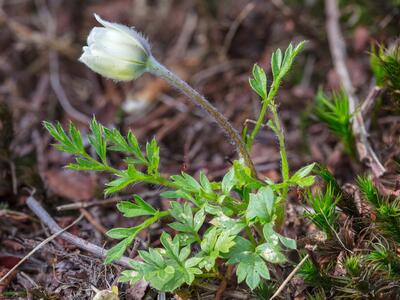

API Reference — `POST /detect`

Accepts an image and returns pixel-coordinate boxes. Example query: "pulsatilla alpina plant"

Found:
[44,15,313,293]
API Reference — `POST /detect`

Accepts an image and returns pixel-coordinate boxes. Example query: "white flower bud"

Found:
[79,14,151,81]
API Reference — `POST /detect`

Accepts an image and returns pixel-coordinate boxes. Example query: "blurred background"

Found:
[0,0,399,299]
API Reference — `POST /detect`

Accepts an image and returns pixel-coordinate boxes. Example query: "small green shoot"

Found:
[370,43,400,97]
[313,89,355,156]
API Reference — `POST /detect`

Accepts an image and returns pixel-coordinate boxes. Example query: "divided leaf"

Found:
[88,117,107,164]
[227,237,270,290]
[169,202,205,235]
[271,41,305,80]
[117,195,157,218]
[246,187,277,223]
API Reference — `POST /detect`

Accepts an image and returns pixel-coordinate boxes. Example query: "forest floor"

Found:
[0,0,399,299]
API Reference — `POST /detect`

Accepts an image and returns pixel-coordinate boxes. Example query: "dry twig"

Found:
[270,254,310,300]
[325,0,386,177]
[361,86,382,117]
[79,208,108,235]
[26,196,133,269]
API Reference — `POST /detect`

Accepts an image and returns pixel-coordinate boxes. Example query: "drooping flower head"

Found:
[79,14,151,81]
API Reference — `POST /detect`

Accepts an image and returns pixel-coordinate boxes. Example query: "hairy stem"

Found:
[270,103,289,183]
[147,56,257,178]
[270,101,289,230]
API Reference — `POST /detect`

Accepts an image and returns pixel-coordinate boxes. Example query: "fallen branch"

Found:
[26,196,133,269]
[325,0,386,177]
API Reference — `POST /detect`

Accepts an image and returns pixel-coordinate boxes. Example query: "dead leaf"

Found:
[125,279,148,300]
[44,169,97,201]
[0,256,20,293]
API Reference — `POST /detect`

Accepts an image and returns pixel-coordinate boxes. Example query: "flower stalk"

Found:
[146,56,257,177]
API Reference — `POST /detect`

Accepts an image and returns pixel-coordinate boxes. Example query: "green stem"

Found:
[270,103,289,183]
[145,210,170,226]
[247,80,280,149]
[147,56,257,178]
[270,102,289,231]
[152,175,175,188]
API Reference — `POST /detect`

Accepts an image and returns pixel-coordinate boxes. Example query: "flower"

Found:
[79,14,151,81]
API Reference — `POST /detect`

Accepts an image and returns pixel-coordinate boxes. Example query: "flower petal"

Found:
[79,47,146,81]
[94,14,150,54]
[87,28,147,63]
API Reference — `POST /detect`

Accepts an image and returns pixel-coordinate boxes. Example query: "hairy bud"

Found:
[79,14,151,81]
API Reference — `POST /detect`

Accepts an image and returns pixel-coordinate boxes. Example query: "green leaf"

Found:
[290,163,316,187]
[210,215,245,235]
[128,231,201,291]
[280,41,305,79]
[104,127,129,152]
[221,167,235,194]
[296,176,315,188]
[215,231,236,253]
[127,130,147,163]
[104,127,147,165]
[105,237,132,264]
[291,163,315,180]
[88,117,107,164]
[233,160,264,189]
[134,249,183,291]
[246,187,276,223]
[161,189,196,201]
[106,226,141,239]
[262,223,280,246]
[262,223,296,250]
[68,122,84,153]
[249,64,267,99]
[226,236,254,264]
[178,245,191,261]
[117,195,157,217]
[160,232,180,258]
[171,173,201,193]
[146,138,160,175]
[200,227,219,253]
[185,257,203,268]
[193,209,206,232]
[227,237,270,290]
[237,259,270,290]
[105,165,146,194]
[256,242,286,264]
[66,157,106,171]
[169,202,204,235]
[199,171,213,194]
[271,48,283,79]
[199,228,236,271]
[280,43,293,77]
[278,234,297,250]
[44,121,82,154]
